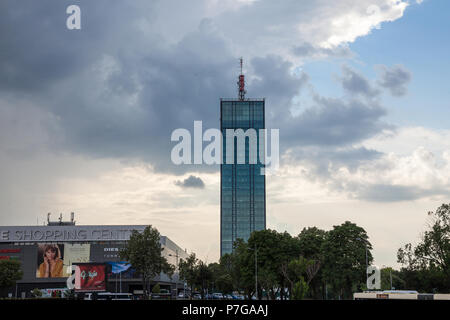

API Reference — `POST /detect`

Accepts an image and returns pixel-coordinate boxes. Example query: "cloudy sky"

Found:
[1,0,449,267]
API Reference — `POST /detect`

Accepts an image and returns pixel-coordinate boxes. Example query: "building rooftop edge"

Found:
[220,98,265,101]
[0,225,150,228]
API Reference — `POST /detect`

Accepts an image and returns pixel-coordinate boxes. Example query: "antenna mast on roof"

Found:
[238,57,246,101]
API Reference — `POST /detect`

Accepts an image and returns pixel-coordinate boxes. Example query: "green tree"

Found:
[380,267,405,290]
[282,256,318,299]
[297,227,327,299]
[119,225,175,299]
[397,203,450,292]
[208,262,233,294]
[31,288,42,298]
[0,260,23,292]
[215,274,233,294]
[292,277,309,300]
[222,230,305,300]
[398,204,450,272]
[179,253,199,298]
[217,224,377,300]
[179,255,214,298]
[219,250,251,296]
[195,261,212,298]
[297,227,327,260]
[322,221,373,299]
[247,229,301,300]
[230,239,256,298]
[152,283,161,294]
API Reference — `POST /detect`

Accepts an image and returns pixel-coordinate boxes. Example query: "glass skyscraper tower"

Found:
[220,60,266,256]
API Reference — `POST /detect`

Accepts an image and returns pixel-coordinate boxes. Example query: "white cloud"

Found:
[280,126,450,203]
[144,0,409,62]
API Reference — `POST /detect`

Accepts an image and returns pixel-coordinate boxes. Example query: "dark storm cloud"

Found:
[0,1,396,190]
[0,0,150,93]
[0,1,236,174]
[377,64,412,96]
[281,95,389,147]
[249,55,309,122]
[339,65,380,97]
[0,0,430,207]
[175,175,205,189]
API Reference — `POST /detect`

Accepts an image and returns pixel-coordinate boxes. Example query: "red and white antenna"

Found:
[238,57,246,100]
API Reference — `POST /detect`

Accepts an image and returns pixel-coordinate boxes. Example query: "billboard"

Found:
[63,243,90,276]
[36,244,65,278]
[74,263,107,292]
[36,243,90,278]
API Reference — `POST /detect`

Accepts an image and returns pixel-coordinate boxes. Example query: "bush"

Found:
[31,288,42,298]
[292,277,309,300]
[152,283,161,294]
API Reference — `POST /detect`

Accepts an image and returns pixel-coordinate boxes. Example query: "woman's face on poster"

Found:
[45,249,56,260]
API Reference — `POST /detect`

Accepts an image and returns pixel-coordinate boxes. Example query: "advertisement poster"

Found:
[62,243,90,277]
[36,243,91,278]
[74,264,107,292]
[36,244,65,278]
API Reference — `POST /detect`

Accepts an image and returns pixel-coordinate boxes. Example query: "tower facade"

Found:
[220,61,266,256]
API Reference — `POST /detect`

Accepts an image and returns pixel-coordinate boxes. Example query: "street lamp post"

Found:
[168,250,183,297]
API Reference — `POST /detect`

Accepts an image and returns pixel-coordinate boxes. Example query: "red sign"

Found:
[74,264,107,292]
[0,249,20,253]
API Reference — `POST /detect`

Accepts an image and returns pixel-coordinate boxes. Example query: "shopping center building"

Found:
[0,219,189,298]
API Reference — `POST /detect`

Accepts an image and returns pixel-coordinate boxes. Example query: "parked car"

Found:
[212,293,223,299]
[193,293,202,300]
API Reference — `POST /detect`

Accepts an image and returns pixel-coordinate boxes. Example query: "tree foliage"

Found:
[296,227,326,298]
[0,260,23,289]
[152,283,161,294]
[211,222,373,300]
[292,277,309,300]
[179,252,199,296]
[119,225,174,298]
[397,203,450,292]
[321,221,372,299]
[380,267,405,290]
